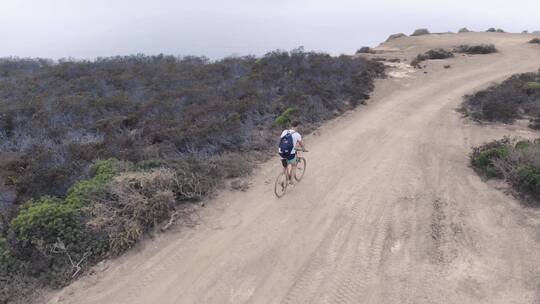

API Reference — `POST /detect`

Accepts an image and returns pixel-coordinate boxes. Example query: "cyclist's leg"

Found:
[281,158,287,170]
[281,158,289,182]
[291,163,297,182]
[287,163,292,180]
[287,154,297,184]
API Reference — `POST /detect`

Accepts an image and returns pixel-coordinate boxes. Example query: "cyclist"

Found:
[279,120,307,185]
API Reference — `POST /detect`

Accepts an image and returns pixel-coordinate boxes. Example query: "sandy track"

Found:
[46,33,540,304]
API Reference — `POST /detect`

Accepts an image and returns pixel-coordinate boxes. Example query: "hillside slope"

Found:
[47,33,540,304]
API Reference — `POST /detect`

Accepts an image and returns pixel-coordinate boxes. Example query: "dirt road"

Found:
[46,33,540,304]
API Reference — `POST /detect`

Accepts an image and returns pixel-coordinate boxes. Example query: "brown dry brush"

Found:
[85,168,177,255]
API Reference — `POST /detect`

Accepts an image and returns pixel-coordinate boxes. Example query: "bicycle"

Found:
[274,149,307,198]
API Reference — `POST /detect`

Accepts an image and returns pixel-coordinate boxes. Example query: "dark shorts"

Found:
[280,154,296,167]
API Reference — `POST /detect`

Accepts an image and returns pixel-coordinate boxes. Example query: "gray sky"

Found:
[1,0,539,60]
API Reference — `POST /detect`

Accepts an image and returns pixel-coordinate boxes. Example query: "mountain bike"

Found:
[274,150,307,198]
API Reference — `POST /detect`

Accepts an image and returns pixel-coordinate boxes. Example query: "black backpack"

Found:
[279,131,294,158]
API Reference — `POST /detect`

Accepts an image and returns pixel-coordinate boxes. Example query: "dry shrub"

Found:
[460,71,540,125]
[454,44,497,54]
[386,33,406,41]
[85,168,177,255]
[110,169,176,253]
[411,48,454,68]
[356,47,374,54]
[113,169,177,199]
[411,28,430,36]
[0,273,40,304]
[210,153,254,179]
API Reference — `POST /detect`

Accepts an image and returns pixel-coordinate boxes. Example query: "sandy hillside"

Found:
[45,32,540,304]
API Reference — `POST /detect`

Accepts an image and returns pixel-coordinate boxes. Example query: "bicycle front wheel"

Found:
[274,171,288,198]
[295,157,306,181]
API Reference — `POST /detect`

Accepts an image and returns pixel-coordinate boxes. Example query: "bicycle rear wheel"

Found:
[295,157,306,181]
[274,171,288,198]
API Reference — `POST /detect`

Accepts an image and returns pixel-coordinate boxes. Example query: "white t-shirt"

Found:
[280,129,302,154]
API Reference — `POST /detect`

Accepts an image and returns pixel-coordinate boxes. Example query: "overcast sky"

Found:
[1,0,539,60]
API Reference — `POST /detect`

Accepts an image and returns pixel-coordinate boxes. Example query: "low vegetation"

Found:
[411,28,430,36]
[411,48,454,68]
[410,44,494,69]
[454,44,497,54]
[459,71,540,128]
[0,50,385,302]
[472,137,540,203]
[356,47,375,54]
[530,38,540,45]
[458,27,471,33]
[386,33,407,42]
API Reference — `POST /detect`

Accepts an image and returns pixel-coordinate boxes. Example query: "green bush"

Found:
[471,138,540,203]
[275,107,299,126]
[528,82,540,89]
[517,165,540,197]
[10,197,81,248]
[6,159,120,287]
[530,38,540,44]
[471,139,510,178]
[65,159,117,206]
[10,159,119,246]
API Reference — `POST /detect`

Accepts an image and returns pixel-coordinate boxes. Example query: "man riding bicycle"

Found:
[279,120,307,185]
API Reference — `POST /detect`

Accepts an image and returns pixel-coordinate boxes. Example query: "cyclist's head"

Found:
[290,120,301,128]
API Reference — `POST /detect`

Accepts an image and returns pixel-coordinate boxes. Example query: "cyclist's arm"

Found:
[297,140,307,152]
